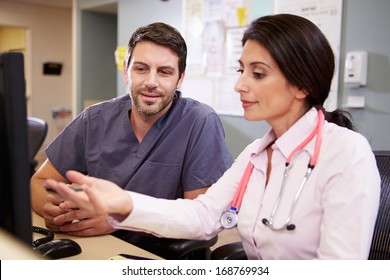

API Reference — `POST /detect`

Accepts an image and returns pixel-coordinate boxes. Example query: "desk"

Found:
[32,211,162,260]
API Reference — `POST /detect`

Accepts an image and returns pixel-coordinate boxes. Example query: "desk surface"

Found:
[32,211,162,260]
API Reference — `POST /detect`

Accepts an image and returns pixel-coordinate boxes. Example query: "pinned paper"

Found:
[114,46,127,70]
[236,7,247,27]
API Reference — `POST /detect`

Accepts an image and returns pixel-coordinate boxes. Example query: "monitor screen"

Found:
[0,51,33,247]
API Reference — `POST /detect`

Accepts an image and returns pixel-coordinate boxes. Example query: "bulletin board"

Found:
[182,0,343,116]
[274,0,343,111]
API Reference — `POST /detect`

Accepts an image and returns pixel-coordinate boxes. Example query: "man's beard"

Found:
[131,87,174,117]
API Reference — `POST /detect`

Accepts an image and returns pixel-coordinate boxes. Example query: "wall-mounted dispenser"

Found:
[344,51,367,87]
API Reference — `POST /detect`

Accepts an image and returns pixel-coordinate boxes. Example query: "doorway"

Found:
[76,3,118,114]
[0,26,31,114]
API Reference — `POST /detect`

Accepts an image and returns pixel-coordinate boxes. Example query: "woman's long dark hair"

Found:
[243,14,355,130]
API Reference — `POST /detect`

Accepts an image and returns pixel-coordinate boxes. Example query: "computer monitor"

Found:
[0,51,33,247]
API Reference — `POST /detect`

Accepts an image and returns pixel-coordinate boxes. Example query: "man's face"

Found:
[125,41,184,118]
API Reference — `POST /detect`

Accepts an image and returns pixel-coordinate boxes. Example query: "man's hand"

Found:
[54,208,115,236]
[43,170,133,217]
[43,197,115,236]
[42,194,72,232]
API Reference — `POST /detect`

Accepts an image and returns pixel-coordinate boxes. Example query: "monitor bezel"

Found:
[0,51,33,247]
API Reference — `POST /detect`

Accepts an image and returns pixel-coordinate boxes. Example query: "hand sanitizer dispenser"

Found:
[344,51,367,87]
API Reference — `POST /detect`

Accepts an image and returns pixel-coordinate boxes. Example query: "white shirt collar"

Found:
[249,107,320,162]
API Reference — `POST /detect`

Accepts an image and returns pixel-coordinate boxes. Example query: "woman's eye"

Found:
[236,69,243,74]
[253,72,265,79]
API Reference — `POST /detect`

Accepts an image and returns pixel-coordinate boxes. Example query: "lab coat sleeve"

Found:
[109,191,221,240]
[108,143,256,240]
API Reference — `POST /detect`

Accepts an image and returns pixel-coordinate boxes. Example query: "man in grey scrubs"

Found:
[30,22,233,258]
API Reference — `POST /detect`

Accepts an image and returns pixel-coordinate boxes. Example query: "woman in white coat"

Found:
[44,14,381,259]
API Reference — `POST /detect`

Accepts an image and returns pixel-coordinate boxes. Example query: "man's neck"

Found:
[129,110,156,143]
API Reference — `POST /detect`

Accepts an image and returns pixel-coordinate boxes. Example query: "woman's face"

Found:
[235,39,307,133]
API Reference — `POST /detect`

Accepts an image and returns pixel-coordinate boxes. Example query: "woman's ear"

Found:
[296,89,308,100]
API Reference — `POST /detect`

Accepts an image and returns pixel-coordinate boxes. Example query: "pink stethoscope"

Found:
[220,110,325,230]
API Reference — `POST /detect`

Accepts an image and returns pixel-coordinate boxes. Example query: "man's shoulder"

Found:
[84,94,130,114]
[177,95,216,117]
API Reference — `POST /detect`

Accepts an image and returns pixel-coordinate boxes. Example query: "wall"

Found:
[0,1,72,146]
[116,0,183,96]
[185,0,390,157]
[2,0,389,157]
[224,0,390,156]
[80,10,117,112]
[115,0,267,158]
[341,0,390,150]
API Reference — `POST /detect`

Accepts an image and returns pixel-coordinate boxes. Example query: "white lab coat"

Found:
[110,108,381,259]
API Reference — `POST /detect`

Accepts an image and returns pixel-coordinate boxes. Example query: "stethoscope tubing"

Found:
[263,109,324,231]
[221,109,325,231]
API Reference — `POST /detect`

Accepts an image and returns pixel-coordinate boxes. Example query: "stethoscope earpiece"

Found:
[286,224,296,231]
[262,218,296,231]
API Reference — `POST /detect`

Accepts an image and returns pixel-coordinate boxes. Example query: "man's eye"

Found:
[135,67,146,73]
[160,70,173,76]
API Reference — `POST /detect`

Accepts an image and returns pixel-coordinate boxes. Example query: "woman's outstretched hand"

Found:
[43,170,133,217]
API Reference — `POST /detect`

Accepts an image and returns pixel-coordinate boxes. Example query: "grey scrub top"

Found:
[46,92,233,199]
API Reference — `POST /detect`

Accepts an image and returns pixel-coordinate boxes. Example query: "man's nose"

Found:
[144,71,158,88]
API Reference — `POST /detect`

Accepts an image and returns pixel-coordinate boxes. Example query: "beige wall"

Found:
[0,1,72,146]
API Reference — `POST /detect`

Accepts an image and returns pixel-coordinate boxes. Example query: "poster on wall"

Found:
[274,0,343,111]
[182,0,342,116]
[182,0,256,116]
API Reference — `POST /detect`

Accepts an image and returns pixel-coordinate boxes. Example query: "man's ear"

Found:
[123,61,128,83]
[176,72,185,89]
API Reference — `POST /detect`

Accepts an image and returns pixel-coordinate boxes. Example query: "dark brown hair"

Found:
[125,22,187,78]
[243,14,354,130]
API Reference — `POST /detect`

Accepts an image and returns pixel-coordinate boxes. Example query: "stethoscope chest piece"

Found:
[220,208,238,229]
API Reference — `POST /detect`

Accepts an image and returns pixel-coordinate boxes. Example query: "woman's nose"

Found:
[234,74,248,94]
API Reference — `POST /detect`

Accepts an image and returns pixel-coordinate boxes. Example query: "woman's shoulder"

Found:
[325,122,369,142]
[323,122,374,157]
